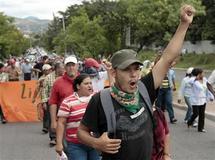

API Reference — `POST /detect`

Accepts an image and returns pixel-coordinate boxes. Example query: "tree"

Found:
[201,0,215,42]
[125,0,204,52]
[42,0,205,57]
[53,9,109,58]
[83,0,124,53]
[0,12,28,59]
[41,15,64,52]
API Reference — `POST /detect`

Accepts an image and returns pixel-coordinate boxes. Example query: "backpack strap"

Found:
[100,88,116,136]
[138,81,153,116]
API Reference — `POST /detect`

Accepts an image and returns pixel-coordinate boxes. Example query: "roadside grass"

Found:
[138,51,215,70]
[176,53,215,70]
[137,50,157,63]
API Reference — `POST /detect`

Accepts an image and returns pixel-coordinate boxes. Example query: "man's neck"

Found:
[64,72,76,81]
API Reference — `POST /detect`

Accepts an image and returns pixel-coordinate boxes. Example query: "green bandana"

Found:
[110,85,140,113]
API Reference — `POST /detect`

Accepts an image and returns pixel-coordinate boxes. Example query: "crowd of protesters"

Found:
[0,4,215,160]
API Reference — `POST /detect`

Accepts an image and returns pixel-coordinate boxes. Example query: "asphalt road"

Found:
[0,122,57,160]
[0,107,215,160]
[170,108,215,160]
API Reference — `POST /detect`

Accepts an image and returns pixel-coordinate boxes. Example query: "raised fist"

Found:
[180,4,195,24]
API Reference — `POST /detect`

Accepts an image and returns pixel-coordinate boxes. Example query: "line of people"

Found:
[30,55,111,148]
[3,4,214,160]
[52,4,195,160]
[0,4,196,160]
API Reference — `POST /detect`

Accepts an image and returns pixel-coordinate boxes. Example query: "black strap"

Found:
[100,88,116,136]
[138,81,153,116]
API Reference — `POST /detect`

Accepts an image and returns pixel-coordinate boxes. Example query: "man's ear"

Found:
[111,68,116,78]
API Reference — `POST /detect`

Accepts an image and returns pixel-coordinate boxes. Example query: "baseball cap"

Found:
[84,58,100,69]
[42,64,52,70]
[111,49,142,69]
[186,67,194,74]
[64,56,77,65]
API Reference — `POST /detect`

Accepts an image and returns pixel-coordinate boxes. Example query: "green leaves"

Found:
[53,10,109,58]
[0,13,28,59]
[42,0,208,57]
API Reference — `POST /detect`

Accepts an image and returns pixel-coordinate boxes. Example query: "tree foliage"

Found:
[53,9,109,58]
[201,0,215,42]
[0,13,29,59]
[42,0,211,58]
[126,0,204,51]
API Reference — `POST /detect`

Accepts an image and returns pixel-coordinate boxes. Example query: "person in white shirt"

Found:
[187,68,214,133]
[21,58,33,80]
[178,67,194,123]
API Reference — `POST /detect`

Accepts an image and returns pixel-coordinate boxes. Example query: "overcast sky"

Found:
[0,0,85,20]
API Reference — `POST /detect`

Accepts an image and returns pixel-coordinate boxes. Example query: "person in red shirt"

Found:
[49,56,79,146]
[151,107,171,160]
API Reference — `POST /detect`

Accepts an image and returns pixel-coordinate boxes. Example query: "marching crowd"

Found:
[0,4,215,160]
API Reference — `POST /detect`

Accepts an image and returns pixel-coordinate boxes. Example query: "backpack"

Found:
[100,80,153,137]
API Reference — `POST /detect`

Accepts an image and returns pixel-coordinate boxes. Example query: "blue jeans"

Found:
[156,88,175,121]
[67,142,100,160]
[184,96,192,121]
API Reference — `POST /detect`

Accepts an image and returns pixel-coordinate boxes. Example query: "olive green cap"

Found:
[111,49,142,69]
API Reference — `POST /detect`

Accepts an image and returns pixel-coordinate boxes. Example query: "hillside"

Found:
[13,16,50,34]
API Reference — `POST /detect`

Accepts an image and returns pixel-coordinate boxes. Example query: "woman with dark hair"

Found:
[187,68,214,132]
[55,74,100,160]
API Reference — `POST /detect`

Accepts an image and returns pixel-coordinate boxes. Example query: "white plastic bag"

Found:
[57,151,68,160]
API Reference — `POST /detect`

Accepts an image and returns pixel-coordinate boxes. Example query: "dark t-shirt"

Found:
[81,72,157,160]
[34,62,43,78]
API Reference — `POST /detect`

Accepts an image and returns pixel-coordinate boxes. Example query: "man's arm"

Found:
[32,68,41,73]
[172,77,176,91]
[207,82,215,97]
[102,59,115,87]
[77,123,121,154]
[50,104,58,130]
[152,5,195,89]
[32,82,40,103]
[207,70,215,97]
[208,70,215,85]
[49,79,60,130]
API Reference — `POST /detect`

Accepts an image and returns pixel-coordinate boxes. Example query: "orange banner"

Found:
[0,80,41,122]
